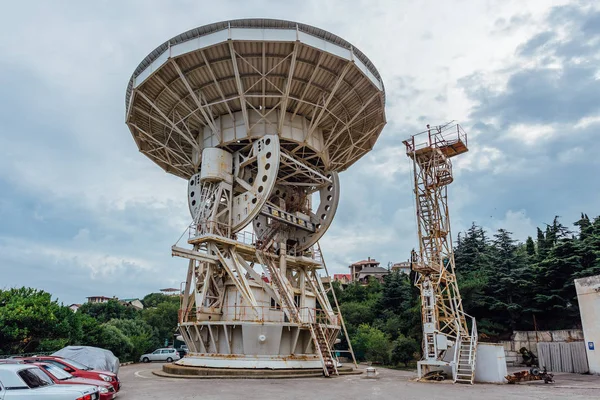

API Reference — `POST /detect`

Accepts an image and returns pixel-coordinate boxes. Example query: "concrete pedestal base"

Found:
[158,363,362,379]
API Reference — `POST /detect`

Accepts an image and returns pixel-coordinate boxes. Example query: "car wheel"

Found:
[143,357,149,363]
[166,357,173,362]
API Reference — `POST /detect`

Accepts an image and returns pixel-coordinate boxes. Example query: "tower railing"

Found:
[403,123,468,154]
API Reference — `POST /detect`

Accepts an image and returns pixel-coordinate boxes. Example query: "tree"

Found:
[485,229,531,332]
[0,288,76,354]
[574,214,600,278]
[94,324,134,361]
[142,293,179,308]
[454,223,492,331]
[534,236,583,328]
[106,319,159,361]
[525,236,536,258]
[537,227,549,262]
[141,301,179,344]
[352,324,392,364]
[391,334,419,367]
[78,299,139,323]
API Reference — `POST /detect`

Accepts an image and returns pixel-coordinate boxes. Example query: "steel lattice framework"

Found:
[126,19,386,179]
[124,19,385,376]
[404,123,478,384]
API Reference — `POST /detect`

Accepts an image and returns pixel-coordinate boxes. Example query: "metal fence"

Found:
[537,342,589,373]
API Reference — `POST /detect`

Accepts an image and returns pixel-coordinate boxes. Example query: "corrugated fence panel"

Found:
[570,342,589,374]
[560,342,573,373]
[537,342,589,373]
[537,342,551,370]
[552,343,562,371]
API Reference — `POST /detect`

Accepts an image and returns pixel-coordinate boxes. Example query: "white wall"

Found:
[575,275,600,374]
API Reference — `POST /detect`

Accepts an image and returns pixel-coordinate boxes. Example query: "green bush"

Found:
[391,334,419,367]
[352,324,392,364]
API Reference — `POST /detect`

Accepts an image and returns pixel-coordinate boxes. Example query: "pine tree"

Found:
[454,223,490,322]
[485,229,530,332]
[573,214,600,278]
[533,216,583,329]
[537,227,549,261]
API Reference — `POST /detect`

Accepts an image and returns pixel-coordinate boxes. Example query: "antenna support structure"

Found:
[124,19,386,376]
[403,123,478,384]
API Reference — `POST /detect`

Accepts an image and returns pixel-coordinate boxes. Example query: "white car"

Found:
[139,348,180,363]
[0,363,100,399]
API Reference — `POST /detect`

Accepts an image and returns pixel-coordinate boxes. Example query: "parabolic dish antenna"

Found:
[125,19,386,374]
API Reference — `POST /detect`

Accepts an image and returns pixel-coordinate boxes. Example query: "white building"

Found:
[575,274,600,374]
[86,296,112,304]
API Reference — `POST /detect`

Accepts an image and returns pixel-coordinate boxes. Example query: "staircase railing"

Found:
[255,250,299,323]
[452,319,461,381]
[468,315,477,365]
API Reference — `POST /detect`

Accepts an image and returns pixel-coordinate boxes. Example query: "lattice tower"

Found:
[404,123,478,384]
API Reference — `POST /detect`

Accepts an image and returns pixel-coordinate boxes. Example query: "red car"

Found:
[18,356,120,392]
[34,362,117,400]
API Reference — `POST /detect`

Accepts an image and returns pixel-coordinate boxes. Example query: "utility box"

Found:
[474,343,507,383]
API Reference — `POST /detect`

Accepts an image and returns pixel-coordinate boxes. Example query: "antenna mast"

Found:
[403,123,478,384]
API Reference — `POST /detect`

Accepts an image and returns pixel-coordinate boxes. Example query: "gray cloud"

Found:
[464,65,600,126]
[517,31,556,56]
[1,0,599,301]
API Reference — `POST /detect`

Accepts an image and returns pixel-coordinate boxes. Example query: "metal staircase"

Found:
[256,221,281,251]
[403,123,477,384]
[308,322,338,377]
[255,250,299,323]
[455,319,477,384]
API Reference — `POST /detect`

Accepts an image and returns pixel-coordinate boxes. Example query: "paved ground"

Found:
[117,363,600,400]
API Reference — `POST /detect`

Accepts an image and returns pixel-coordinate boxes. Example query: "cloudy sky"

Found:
[1,0,599,305]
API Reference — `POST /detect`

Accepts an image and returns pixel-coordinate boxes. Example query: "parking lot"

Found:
[117,363,600,399]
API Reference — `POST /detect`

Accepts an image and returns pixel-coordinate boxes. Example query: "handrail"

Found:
[453,319,461,381]
[469,317,477,365]
[179,305,340,325]
[403,123,467,154]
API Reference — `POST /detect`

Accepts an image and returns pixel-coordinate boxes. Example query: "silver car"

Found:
[0,364,100,399]
[139,348,180,363]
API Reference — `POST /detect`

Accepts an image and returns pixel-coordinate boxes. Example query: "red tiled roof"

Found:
[350,259,380,266]
[333,274,352,280]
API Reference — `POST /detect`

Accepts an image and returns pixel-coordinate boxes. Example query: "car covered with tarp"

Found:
[53,346,119,374]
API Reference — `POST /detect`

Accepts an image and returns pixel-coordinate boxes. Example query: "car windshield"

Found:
[62,358,92,371]
[18,368,54,388]
[42,364,73,380]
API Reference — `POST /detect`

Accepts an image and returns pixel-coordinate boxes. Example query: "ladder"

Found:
[316,242,358,369]
[256,222,280,251]
[309,323,338,377]
[255,250,299,323]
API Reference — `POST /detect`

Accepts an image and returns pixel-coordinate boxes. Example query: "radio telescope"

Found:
[125,19,386,375]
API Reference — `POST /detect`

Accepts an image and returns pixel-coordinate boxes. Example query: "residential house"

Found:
[333,274,352,285]
[68,304,81,312]
[349,257,382,282]
[391,261,412,275]
[160,288,181,296]
[356,266,390,283]
[120,298,144,310]
[86,296,113,304]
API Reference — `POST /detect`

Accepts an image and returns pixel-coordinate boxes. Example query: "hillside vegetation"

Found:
[1,214,598,365]
[332,213,600,365]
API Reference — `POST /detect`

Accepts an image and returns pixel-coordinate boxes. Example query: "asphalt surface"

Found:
[117,362,600,400]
